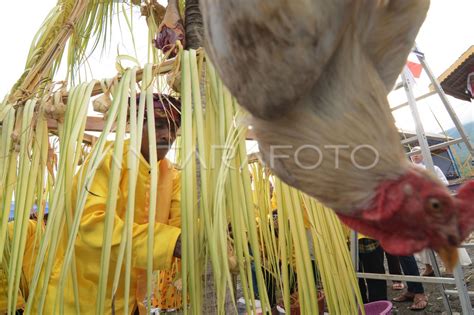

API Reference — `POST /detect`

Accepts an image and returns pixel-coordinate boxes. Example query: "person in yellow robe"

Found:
[41,93,183,314]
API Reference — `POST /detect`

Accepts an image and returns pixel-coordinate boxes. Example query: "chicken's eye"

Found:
[427,198,444,217]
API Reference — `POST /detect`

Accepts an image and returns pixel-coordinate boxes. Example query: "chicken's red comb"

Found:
[456,180,474,241]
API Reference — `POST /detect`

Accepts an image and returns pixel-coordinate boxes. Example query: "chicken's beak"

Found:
[437,247,459,272]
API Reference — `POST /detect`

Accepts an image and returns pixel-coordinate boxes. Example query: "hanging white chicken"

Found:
[200,0,474,267]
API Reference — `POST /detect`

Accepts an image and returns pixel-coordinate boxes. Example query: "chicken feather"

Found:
[200,0,474,262]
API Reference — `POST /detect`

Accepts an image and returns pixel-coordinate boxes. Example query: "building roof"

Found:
[435,45,474,102]
[398,129,454,142]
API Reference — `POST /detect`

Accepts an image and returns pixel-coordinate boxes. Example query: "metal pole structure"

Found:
[391,90,437,111]
[402,67,454,314]
[413,46,474,314]
[445,290,474,297]
[414,45,474,158]
[350,231,358,271]
[428,250,453,314]
[402,62,473,314]
[453,264,474,314]
[356,273,456,285]
[401,68,436,170]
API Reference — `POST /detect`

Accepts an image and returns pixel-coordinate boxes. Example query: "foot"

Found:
[421,269,434,277]
[392,282,405,290]
[393,292,414,302]
[409,293,428,311]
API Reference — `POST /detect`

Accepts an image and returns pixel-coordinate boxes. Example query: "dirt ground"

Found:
[235,241,474,314]
[388,244,474,315]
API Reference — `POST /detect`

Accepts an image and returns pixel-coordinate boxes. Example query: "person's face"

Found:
[411,153,423,164]
[141,111,179,162]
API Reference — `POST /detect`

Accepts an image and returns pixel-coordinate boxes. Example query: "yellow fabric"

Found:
[41,141,181,315]
[153,158,183,310]
[136,158,183,313]
[0,220,40,312]
[136,158,183,312]
[154,261,183,310]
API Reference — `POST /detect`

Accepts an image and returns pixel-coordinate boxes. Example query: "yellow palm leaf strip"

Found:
[0,107,17,262]
[274,178,291,312]
[217,122,248,313]
[304,196,362,314]
[144,62,160,313]
[307,198,342,313]
[125,66,145,314]
[25,77,108,314]
[95,70,132,314]
[190,49,207,312]
[226,104,269,312]
[227,127,254,312]
[7,100,37,314]
[33,115,49,237]
[324,202,364,313]
[180,49,194,314]
[44,83,79,314]
[286,184,318,314]
[110,67,138,315]
[54,80,98,313]
[206,73,247,314]
[23,116,49,299]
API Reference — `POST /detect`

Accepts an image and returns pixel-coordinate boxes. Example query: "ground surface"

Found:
[388,239,474,315]
[235,239,474,314]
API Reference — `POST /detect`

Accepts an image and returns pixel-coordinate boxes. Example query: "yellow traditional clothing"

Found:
[40,141,181,314]
[154,261,183,310]
[0,220,40,312]
[152,164,183,311]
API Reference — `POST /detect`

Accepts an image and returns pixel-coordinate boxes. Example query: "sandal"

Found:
[392,282,405,290]
[421,269,434,277]
[392,292,414,302]
[409,294,428,311]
